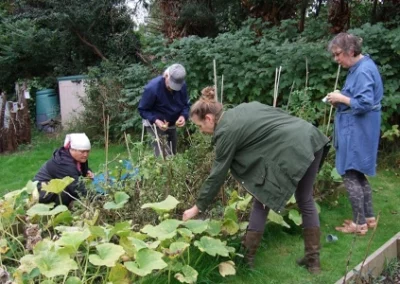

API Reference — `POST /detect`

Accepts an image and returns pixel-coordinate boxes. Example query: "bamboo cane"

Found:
[326,65,341,136]
[220,75,224,104]
[213,59,218,101]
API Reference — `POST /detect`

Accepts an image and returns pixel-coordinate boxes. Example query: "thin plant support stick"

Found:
[102,105,109,184]
[124,132,132,161]
[213,59,218,101]
[273,66,282,107]
[152,124,164,160]
[305,57,309,90]
[274,70,277,106]
[220,75,224,104]
[141,122,145,143]
[326,65,341,136]
[286,81,295,111]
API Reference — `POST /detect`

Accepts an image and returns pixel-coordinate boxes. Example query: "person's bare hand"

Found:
[176,116,186,127]
[87,171,94,179]
[156,119,169,131]
[183,205,200,221]
[327,91,344,105]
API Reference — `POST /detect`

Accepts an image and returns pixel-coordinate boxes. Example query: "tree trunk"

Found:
[298,0,309,32]
[371,0,378,23]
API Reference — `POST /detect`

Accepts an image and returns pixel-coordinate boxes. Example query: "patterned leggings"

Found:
[343,170,375,225]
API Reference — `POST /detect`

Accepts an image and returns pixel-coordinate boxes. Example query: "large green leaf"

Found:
[89,243,125,267]
[35,251,78,278]
[205,220,222,236]
[51,210,73,227]
[222,219,239,235]
[177,228,194,241]
[27,203,68,217]
[18,254,37,274]
[224,207,238,222]
[65,277,82,284]
[41,177,74,194]
[141,219,182,241]
[194,236,231,257]
[166,242,189,258]
[110,221,132,238]
[228,193,252,211]
[183,219,208,234]
[286,195,296,205]
[124,249,168,276]
[288,209,302,226]
[104,192,130,210]
[219,261,236,277]
[175,265,198,283]
[141,195,180,213]
[268,210,290,228]
[108,263,130,284]
[55,229,91,255]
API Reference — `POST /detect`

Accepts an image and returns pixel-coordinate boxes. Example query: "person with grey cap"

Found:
[33,133,94,206]
[138,63,191,157]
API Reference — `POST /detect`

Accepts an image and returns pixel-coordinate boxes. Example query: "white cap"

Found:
[64,133,91,150]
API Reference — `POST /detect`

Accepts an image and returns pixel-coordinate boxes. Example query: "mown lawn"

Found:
[225,169,400,284]
[1,133,399,283]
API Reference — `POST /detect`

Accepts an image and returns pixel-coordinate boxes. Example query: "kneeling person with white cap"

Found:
[34,133,94,206]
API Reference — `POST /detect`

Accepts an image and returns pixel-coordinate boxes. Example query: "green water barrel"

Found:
[36,89,60,131]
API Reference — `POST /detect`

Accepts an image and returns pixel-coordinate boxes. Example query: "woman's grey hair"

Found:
[328,33,363,57]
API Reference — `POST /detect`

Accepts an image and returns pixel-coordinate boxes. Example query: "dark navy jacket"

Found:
[138,75,190,125]
[34,147,90,205]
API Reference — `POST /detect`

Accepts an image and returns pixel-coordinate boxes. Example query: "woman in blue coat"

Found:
[326,33,383,235]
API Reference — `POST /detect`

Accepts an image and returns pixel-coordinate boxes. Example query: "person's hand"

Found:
[183,205,200,221]
[87,171,94,179]
[155,119,169,131]
[176,116,186,127]
[327,90,345,106]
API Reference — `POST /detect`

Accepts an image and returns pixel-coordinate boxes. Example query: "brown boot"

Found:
[296,226,321,274]
[241,230,263,268]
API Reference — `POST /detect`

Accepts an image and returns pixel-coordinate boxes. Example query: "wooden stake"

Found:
[326,65,341,136]
[220,75,224,104]
[213,59,218,101]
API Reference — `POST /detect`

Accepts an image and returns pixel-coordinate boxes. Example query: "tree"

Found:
[0,0,141,91]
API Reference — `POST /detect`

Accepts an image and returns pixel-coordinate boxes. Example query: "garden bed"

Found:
[335,232,400,284]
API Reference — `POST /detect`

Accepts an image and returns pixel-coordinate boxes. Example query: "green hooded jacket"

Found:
[196,102,329,213]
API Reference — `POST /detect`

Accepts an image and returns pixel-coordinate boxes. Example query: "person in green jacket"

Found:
[182,87,329,273]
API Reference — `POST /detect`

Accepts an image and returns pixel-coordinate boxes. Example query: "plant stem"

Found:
[194,252,204,267]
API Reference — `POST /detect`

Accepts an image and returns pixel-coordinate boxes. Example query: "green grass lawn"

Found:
[225,169,400,284]
[1,133,399,283]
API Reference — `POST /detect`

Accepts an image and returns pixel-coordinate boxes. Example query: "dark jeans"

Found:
[342,169,374,225]
[145,126,177,157]
[248,148,324,232]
